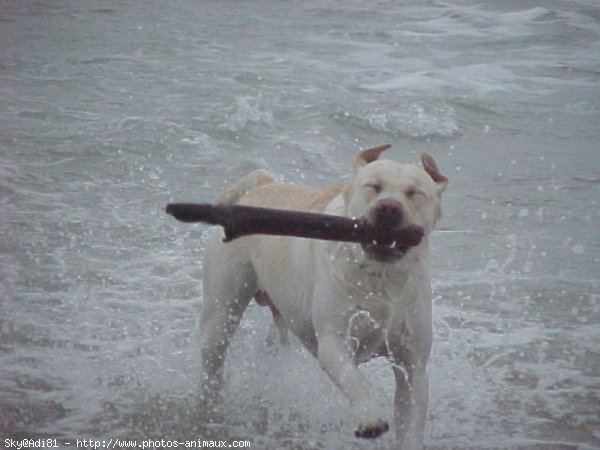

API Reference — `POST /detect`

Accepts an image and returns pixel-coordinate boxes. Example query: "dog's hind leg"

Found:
[255,290,289,346]
[199,232,256,403]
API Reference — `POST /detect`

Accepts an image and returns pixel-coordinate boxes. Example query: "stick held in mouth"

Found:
[165,203,424,247]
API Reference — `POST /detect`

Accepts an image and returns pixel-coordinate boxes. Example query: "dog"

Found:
[199,144,447,448]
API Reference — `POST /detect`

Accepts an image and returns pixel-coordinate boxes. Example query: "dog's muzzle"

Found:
[362,198,413,262]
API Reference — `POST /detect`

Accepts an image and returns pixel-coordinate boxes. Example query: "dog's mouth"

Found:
[361,233,411,263]
[358,199,424,263]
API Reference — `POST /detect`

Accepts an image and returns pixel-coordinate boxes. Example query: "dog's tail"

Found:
[215,169,276,205]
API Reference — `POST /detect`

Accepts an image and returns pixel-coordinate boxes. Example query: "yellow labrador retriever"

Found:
[200,145,447,448]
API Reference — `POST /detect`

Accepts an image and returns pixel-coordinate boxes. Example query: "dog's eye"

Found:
[406,187,423,198]
[364,183,382,194]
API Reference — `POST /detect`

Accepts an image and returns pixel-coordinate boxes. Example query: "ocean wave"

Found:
[335,101,461,139]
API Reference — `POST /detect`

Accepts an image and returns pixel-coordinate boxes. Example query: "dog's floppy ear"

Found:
[421,152,448,193]
[354,144,392,170]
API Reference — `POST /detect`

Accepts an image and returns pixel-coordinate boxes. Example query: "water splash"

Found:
[224,92,274,133]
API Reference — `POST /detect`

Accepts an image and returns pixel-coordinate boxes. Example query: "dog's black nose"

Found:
[373,198,403,229]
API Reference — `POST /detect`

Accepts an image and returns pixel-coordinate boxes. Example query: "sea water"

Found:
[1,0,599,448]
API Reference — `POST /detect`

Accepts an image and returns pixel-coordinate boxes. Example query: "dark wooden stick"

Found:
[165,203,423,247]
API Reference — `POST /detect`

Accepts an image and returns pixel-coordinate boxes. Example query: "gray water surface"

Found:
[1,1,599,449]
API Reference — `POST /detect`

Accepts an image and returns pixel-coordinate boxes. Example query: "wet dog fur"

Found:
[199,145,447,448]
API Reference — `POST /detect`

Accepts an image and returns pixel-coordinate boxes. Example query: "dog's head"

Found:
[343,145,447,263]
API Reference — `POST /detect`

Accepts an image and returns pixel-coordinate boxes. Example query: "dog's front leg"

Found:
[316,330,389,439]
[393,359,428,449]
[389,313,432,449]
[312,250,389,438]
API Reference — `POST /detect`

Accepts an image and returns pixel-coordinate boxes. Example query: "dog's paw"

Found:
[354,419,389,439]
